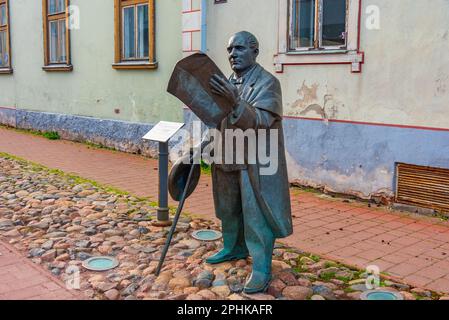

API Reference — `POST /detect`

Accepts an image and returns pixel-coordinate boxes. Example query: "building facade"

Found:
[0,0,182,156]
[1,0,449,207]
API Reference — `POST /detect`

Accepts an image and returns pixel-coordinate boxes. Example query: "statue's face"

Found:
[227,34,258,75]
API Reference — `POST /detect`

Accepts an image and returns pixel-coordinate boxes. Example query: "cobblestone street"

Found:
[2,127,449,299]
[1,155,447,301]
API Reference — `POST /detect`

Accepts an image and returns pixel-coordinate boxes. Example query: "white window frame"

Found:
[275,0,364,73]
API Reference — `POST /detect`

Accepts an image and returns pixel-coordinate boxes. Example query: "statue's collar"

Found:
[231,64,259,85]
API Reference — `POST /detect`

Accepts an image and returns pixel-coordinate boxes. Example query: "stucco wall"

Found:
[205,0,449,198]
[0,0,183,125]
[206,0,449,128]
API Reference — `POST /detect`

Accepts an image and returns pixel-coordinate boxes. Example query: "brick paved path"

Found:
[0,240,79,300]
[2,126,449,294]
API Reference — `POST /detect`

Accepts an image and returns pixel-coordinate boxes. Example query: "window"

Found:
[113,0,156,70]
[42,0,72,71]
[289,0,347,50]
[0,0,12,74]
[275,0,364,73]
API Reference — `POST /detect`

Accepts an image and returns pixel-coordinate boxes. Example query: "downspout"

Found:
[201,0,207,52]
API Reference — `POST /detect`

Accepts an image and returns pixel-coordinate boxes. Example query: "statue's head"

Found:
[227,31,259,76]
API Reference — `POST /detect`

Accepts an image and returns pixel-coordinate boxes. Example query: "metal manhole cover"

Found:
[360,290,403,300]
[191,229,222,241]
[82,256,119,271]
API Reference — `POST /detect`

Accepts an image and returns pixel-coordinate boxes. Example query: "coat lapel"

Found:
[241,64,263,103]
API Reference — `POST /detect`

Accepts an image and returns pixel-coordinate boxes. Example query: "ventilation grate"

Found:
[396,163,449,213]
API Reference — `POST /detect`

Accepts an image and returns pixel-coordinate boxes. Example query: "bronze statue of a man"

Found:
[206,31,293,293]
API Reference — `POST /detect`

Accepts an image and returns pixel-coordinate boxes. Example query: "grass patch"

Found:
[42,131,60,140]
[292,265,309,274]
[335,276,352,283]
[434,211,449,221]
[200,160,211,175]
[309,254,321,262]
[84,141,117,152]
[344,287,356,293]
[0,124,61,140]
[319,272,336,281]
[289,185,324,197]
[353,270,366,279]
[324,261,338,268]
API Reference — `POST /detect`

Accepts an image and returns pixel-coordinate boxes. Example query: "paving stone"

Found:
[282,286,313,300]
[0,154,445,301]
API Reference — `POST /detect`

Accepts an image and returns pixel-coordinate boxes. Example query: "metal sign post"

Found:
[142,121,185,226]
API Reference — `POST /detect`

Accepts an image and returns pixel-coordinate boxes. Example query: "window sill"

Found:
[42,64,73,72]
[285,49,349,55]
[112,61,158,70]
[274,50,364,74]
[0,67,13,74]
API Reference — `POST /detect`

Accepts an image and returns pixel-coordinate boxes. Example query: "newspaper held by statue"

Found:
[167,53,233,128]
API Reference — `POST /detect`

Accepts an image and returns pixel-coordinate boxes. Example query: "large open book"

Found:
[167,53,233,128]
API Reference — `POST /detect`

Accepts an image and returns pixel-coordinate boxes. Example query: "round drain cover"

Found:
[360,290,403,300]
[82,256,119,271]
[191,229,222,241]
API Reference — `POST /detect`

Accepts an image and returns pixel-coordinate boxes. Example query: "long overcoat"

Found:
[212,63,293,238]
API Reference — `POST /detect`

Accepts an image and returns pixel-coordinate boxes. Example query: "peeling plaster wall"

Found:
[207,0,449,127]
[0,0,183,125]
[284,118,449,199]
[206,0,449,196]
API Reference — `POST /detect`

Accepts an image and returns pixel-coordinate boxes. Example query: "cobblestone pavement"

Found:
[2,156,448,300]
[2,126,449,295]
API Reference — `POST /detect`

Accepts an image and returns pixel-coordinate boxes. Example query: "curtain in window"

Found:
[0,30,7,67]
[123,6,135,59]
[49,19,66,63]
[137,4,149,58]
[0,4,6,26]
[48,0,66,15]
[49,21,58,63]
[59,19,66,62]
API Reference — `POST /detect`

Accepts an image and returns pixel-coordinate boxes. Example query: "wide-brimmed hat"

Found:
[168,154,201,201]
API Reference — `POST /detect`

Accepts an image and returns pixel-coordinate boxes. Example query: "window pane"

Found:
[58,0,66,12]
[49,21,58,63]
[49,19,66,63]
[0,30,8,67]
[48,0,56,14]
[123,6,135,59]
[0,4,6,26]
[322,0,346,46]
[59,19,67,62]
[137,4,149,58]
[290,0,315,49]
[48,0,66,14]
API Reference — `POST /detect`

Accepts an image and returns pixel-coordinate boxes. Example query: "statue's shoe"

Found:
[205,249,249,264]
[243,271,271,294]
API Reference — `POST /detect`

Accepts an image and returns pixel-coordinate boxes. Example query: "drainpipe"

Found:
[201,0,207,52]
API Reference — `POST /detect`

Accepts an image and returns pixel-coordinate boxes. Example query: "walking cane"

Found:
[155,161,198,276]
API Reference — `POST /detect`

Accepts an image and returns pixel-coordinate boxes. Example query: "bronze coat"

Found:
[212,63,293,238]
